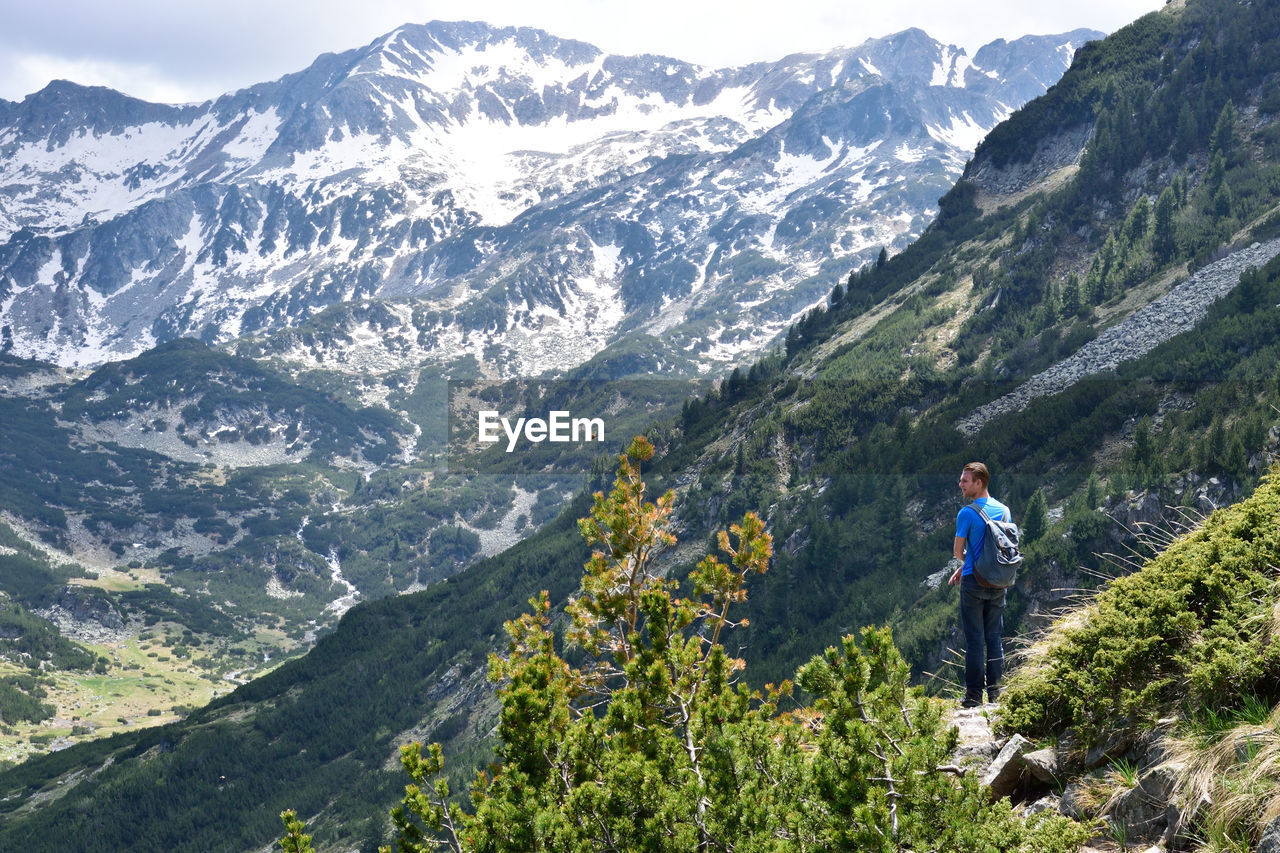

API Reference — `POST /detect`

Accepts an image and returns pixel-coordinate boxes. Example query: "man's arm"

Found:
[948,536,966,585]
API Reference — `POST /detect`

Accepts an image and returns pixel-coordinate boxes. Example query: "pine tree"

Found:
[1023,489,1049,544]
[1123,196,1151,245]
[1085,473,1102,511]
[1061,273,1082,318]
[1039,280,1061,328]
[1238,266,1265,314]
[1213,183,1234,219]
[279,810,314,853]
[1209,100,1239,160]
[1153,186,1177,263]
[1131,417,1155,473]
[1172,103,1197,163]
[829,282,845,309]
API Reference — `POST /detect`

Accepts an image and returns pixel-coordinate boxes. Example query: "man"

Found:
[947,462,1009,708]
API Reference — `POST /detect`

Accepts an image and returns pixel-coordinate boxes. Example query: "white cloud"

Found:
[4,51,206,104]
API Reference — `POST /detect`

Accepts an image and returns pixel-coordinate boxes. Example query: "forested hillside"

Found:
[4,0,1280,849]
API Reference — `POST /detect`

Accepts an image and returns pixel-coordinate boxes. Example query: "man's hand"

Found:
[946,556,963,586]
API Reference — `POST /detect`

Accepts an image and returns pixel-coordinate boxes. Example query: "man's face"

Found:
[958,470,983,500]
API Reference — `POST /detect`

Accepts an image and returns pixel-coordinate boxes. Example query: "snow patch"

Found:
[894,143,927,163]
[219,107,283,167]
[926,110,993,152]
[0,116,225,233]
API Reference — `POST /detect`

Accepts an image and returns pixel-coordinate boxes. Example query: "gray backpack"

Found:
[972,503,1022,589]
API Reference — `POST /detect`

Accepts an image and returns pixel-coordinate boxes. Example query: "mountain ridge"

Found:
[0,20,1097,375]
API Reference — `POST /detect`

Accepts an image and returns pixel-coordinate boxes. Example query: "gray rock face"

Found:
[52,587,124,630]
[983,733,1032,799]
[36,586,132,645]
[1107,765,1180,843]
[967,123,1093,197]
[1258,815,1280,853]
[1021,747,1061,785]
[1059,776,1098,820]
[948,704,1003,772]
[955,737,1003,769]
[959,239,1280,435]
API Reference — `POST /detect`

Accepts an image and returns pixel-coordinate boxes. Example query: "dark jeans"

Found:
[959,574,1005,700]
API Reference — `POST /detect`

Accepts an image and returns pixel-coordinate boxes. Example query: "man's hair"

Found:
[963,462,989,488]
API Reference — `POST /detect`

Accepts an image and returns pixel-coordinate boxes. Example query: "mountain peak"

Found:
[4,79,189,147]
[364,20,605,75]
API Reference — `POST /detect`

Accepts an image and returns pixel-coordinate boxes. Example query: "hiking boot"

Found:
[987,686,1002,703]
[961,694,983,709]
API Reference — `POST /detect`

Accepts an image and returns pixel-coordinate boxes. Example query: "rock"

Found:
[1056,727,1133,773]
[1082,729,1134,770]
[947,704,1001,773]
[1020,747,1061,785]
[53,586,124,630]
[1166,794,1208,849]
[1258,814,1280,853]
[1106,765,1179,843]
[1059,775,1100,820]
[1022,794,1060,816]
[954,738,1002,771]
[983,733,1032,800]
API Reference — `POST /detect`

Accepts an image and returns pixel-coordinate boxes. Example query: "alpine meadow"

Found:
[4,0,1280,851]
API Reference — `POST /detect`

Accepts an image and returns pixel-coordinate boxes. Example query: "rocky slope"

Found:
[960,237,1280,434]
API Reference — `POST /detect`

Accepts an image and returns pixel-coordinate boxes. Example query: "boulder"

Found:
[983,734,1031,800]
[1059,773,1102,820]
[1105,765,1179,843]
[1021,747,1061,785]
[954,738,1002,771]
[1022,794,1060,816]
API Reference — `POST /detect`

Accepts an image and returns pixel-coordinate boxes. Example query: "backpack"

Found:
[971,503,1022,589]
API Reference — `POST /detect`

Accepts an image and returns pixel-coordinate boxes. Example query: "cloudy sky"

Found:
[0,0,1168,104]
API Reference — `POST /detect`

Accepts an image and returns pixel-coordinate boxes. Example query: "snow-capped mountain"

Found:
[0,21,1100,375]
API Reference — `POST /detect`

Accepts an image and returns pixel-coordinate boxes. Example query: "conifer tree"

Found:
[1085,473,1102,512]
[1023,489,1048,544]
[1061,273,1082,318]
[829,282,845,309]
[1122,196,1151,244]
[1209,100,1238,160]
[1153,186,1177,263]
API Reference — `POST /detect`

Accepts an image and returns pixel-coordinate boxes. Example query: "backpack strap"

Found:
[972,501,1000,522]
[969,502,999,589]
[964,502,988,559]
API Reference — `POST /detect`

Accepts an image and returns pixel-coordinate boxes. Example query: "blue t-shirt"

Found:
[956,497,1009,577]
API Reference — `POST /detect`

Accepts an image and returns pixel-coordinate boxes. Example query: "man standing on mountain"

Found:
[948,462,1009,708]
